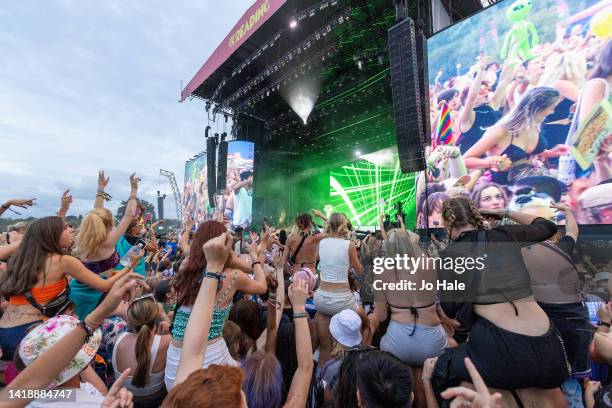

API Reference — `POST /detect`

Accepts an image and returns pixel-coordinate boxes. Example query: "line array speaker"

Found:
[206,137,217,206]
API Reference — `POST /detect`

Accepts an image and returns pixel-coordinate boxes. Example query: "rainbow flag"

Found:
[433,101,453,148]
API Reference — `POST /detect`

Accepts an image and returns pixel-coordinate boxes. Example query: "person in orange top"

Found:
[0,216,138,363]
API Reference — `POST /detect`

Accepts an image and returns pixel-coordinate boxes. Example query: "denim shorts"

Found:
[0,321,43,361]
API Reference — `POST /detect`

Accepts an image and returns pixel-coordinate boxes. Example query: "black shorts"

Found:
[432,316,569,400]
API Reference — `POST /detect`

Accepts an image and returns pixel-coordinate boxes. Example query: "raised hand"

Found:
[3,198,36,209]
[441,358,502,408]
[311,209,325,219]
[288,278,309,308]
[87,272,146,325]
[488,154,511,172]
[202,231,233,272]
[550,202,571,212]
[129,173,141,190]
[185,217,195,231]
[101,368,134,408]
[98,170,110,190]
[60,190,73,209]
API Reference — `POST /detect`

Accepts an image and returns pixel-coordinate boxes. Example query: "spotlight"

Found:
[289,20,297,29]
[354,149,361,157]
[356,59,364,70]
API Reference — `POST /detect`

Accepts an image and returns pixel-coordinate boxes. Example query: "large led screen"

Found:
[418,0,611,227]
[183,155,209,223]
[224,141,255,230]
[330,146,416,227]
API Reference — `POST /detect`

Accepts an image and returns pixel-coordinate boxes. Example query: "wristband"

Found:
[421,377,431,383]
[293,312,308,319]
[128,195,138,202]
[200,270,224,291]
[599,322,611,328]
[78,320,95,342]
[251,261,261,268]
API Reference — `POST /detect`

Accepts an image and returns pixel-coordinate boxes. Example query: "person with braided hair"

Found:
[425,197,569,406]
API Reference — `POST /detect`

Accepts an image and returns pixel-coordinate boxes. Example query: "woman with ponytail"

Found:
[71,171,142,318]
[424,197,569,405]
[112,294,170,408]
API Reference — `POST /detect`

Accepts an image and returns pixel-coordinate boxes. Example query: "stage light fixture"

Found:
[290,20,297,28]
[354,150,362,157]
[205,126,211,138]
[357,59,364,70]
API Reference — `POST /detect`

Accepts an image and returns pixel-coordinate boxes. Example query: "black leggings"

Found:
[432,316,569,399]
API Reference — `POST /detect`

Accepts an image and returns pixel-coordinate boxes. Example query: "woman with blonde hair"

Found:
[112,294,170,407]
[71,171,142,318]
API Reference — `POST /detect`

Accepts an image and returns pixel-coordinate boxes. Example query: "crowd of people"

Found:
[0,168,612,408]
[420,26,611,229]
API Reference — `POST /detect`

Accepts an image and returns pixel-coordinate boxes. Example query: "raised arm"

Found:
[94,170,110,210]
[311,209,328,223]
[175,232,232,385]
[0,198,36,217]
[349,241,363,276]
[379,213,388,241]
[144,221,161,252]
[236,236,268,295]
[481,208,558,243]
[283,279,314,408]
[56,190,73,219]
[490,62,515,111]
[62,255,137,292]
[233,177,252,194]
[179,218,194,256]
[458,58,487,131]
[551,202,578,241]
[0,272,143,408]
[107,173,140,244]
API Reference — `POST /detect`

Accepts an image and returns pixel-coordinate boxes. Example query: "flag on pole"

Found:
[433,101,453,148]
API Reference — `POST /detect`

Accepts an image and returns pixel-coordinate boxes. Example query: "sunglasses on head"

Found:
[129,293,155,306]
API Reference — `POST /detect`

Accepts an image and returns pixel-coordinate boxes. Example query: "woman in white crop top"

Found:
[315,213,363,313]
[112,294,170,407]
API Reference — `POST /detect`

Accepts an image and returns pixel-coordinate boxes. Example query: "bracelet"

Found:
[421,377,431,383]
[293,312,308,319]
[599,322,611,328]
[251,261,261,268]
[78,320,95,342]
[128,195,138,202]
[200,270,224,291]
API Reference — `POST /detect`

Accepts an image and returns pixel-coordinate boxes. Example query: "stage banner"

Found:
[181,0,288,101]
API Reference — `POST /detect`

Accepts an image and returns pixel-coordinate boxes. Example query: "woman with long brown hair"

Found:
[0,216,137,363]
[112,294,170,408]
[164,220,267,390]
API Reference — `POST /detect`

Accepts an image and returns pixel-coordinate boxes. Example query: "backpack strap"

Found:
[290,234,309,265]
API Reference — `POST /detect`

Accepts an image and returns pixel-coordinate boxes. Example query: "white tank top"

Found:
[319,237,350,283]
[112,333,165,396]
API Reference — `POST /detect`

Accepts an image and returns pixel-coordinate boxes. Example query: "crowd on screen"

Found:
[420,27,612,230]
[0,166,612,408]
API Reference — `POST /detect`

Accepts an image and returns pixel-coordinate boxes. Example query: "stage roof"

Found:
[179,0,485,163]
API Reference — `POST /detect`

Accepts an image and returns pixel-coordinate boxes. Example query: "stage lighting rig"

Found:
[205,125,211,139]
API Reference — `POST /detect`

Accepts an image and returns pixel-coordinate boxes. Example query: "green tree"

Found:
[115,199,156,223]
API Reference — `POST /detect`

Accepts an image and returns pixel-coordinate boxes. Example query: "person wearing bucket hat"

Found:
[319,309,363,401]
[508,162,567,202]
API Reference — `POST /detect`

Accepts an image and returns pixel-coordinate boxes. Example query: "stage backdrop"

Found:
[183,155,208,223]
[330,146,416,228]
[419,0,611,228]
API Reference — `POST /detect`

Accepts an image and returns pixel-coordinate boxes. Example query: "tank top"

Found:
[319,238,350,283]
[112,333,165,397]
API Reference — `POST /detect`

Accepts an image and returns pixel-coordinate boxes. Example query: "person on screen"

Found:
[471,183,509,212]
[456,57,513,154]
[232,170,253,229]
[463,87,571,185]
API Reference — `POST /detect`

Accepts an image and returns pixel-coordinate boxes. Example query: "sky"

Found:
[0,0,253,220]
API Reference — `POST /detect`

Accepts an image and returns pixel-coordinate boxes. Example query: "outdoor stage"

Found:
[180,0,418,229]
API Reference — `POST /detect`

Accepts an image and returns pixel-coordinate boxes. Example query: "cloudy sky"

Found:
[0,0,252,219]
